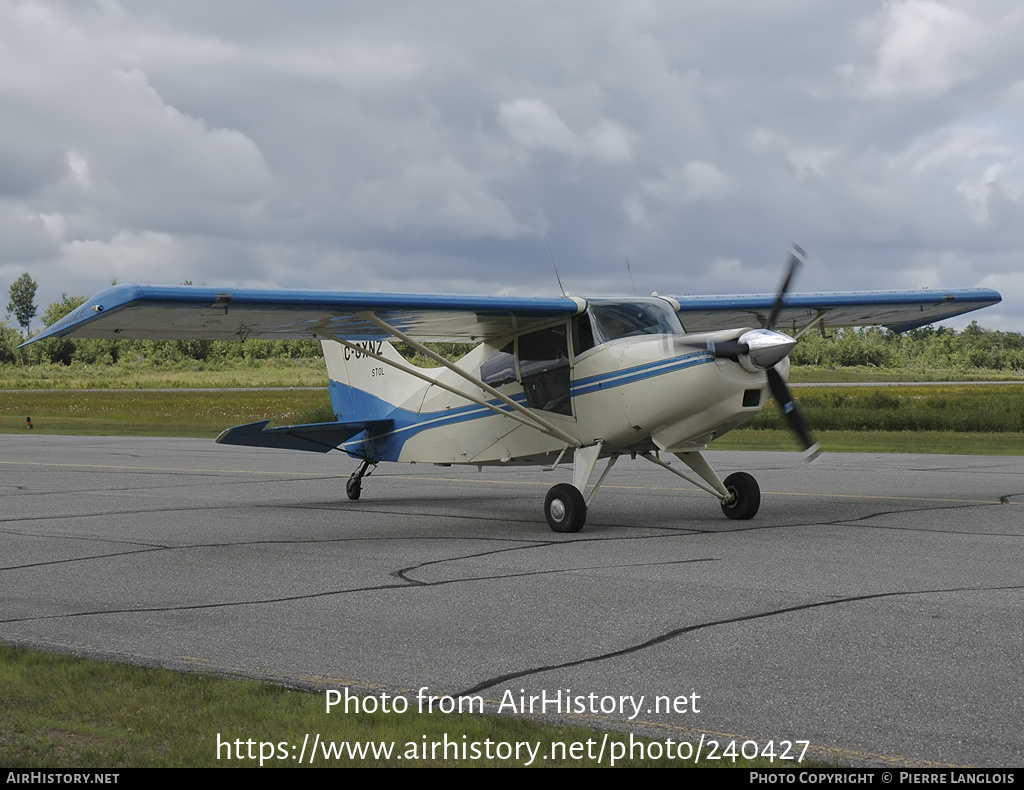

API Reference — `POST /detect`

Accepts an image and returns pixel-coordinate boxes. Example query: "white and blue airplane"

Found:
[27,250,1000,532]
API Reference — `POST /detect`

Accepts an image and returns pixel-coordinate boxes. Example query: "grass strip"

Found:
[2,389,333,438]
[0,645,779,768]
[0,359,330,390]
[4,386,1024,454]
[745,384,1024,433]
[714,429,1024,455]
[787,366,1024,384]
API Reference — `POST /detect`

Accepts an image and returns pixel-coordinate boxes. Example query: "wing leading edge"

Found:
[22,283,1001,346]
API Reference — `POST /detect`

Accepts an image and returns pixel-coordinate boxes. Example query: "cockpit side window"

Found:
[589,300,683,345]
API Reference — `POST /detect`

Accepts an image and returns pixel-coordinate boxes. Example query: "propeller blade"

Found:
[766,366,820,462]
[764,244,806,332]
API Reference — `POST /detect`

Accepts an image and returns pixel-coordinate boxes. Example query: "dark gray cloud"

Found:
[2,0,1021,329]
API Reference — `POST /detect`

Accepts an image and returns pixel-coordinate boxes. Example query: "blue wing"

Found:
[671,288,1001,333]
[23,284,585,345]
[22,282,1000,346]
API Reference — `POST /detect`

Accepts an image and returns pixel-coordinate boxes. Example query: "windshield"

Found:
[588,299,683,345]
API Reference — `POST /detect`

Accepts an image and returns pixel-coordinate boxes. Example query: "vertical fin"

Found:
[320,339,426,420]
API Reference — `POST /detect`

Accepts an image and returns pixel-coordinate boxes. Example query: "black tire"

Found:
[545,483,587,533]
[721,472,760,520]
[345,477,362,501]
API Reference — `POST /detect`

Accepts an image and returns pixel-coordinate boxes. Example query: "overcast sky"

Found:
[2,0,1022,330]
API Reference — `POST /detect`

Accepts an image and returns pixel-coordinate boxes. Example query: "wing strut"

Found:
[791,311,826,340]
[360,314,581,447]
[320,316,582,448]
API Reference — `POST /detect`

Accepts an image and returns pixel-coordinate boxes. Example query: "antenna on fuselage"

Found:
[626,257,637,296]
[544,237,567,297]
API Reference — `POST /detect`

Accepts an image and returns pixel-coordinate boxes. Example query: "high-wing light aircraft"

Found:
[26,249,1000,532]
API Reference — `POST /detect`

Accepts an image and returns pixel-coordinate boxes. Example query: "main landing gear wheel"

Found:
[720,472,760,520]
[545,483,587,533]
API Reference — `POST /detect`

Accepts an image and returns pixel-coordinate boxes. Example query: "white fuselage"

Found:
[326,323,778,466]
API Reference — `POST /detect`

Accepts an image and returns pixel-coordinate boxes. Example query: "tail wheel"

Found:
[545,484,587,533]
[721,472,760,520]
[345,459,374,501]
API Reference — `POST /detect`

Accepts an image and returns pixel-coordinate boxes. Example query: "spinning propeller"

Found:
[687,245,820,461]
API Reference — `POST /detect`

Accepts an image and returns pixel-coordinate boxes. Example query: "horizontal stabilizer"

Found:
[215,419,392,453]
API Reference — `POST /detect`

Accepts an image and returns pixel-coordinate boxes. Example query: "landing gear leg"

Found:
[639,450,761,520]
[543,443,607,533]
[674,452,760,519]
[346,459,375,501]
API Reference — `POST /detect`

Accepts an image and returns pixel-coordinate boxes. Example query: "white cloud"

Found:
[498,98,633,164]
[0,208,62,263]
[853,0,982,98]
[349,157,536,239]
[0,1,1022,331]
[65,152,92,189]
[624,161,732,226]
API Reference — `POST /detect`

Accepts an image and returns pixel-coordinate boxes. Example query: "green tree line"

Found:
[2,292,323,366]
[789,322,1024,372]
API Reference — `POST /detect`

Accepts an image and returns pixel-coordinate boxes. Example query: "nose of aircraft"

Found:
[738,328,797,370]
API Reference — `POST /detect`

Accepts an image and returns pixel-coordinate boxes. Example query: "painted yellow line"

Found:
[0,459,315,476]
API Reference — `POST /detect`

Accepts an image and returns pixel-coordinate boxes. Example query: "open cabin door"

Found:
[480,322,574,417]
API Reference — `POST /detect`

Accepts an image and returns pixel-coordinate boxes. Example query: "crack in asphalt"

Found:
[1,547,169,571]
[393,532,715,583]
[454,583,1024,697]
[0,472,347,503]
[4,443,1022,769]
[823,499,1019,536]
[395,556,717,586]
[0,552,718,624]
[5,496,1011,625]
[0,533,543,572]
[4,490,1014,577]
[4,476,1018,689]
[0,501,278,527]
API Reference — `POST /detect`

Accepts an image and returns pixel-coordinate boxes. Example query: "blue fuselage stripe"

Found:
[572,352,711,396]
[338,351,714,458]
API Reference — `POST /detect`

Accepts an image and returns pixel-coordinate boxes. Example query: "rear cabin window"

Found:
[480,341,516,388]
[517,324,571,415]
